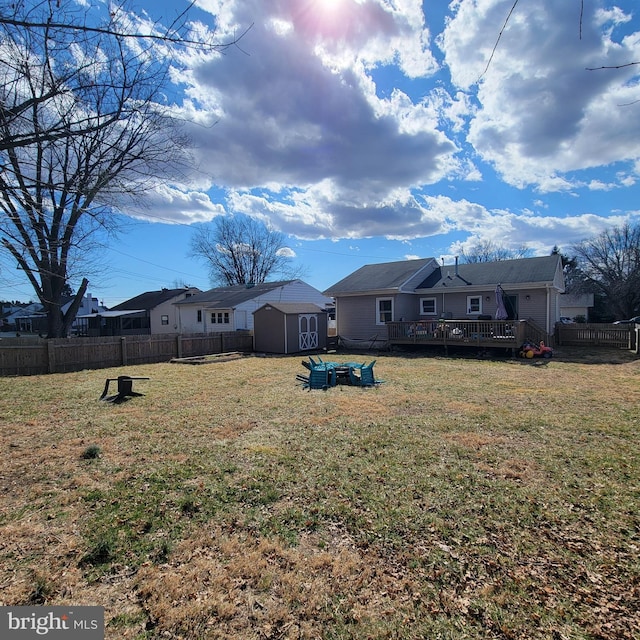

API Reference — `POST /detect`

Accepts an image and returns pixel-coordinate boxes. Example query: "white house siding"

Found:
[231,282,331,332]
[150,298,182,334]
[139,289,201,335]
[177,306,205,334]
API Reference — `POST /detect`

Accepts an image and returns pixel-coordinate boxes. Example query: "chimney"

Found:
[455,256,459,276]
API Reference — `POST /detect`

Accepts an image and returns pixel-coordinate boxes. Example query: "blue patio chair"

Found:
[307,366,336,389]
[348,360,377,386]
[359,360,377,386]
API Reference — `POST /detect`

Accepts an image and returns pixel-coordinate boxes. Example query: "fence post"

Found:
[176,334,182,358]
[120,337,127,366]
[47,340,56,374]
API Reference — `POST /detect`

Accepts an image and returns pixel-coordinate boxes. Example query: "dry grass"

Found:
[1,347,639,639]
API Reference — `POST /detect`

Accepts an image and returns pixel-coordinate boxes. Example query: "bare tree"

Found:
[0,2,248,152]
[0,0,231,337]
[572,223,640,320]
[190,215,304,286]
[460,240,531,263]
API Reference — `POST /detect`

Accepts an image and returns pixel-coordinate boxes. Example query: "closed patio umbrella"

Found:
[495,284,508,320]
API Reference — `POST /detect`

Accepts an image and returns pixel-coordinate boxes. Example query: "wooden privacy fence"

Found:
[0,332,254,376]
[555,323,637,351]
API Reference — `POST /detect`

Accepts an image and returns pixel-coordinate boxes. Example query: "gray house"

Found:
[253,303,328,354]
[324,255,565,348]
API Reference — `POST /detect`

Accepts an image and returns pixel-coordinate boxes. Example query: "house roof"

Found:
[254,302,326,315]
[77,310,146,319]
[324,259,434,296]
[416,255,562,290]
[176,280,297,308]
[112,288,199,311]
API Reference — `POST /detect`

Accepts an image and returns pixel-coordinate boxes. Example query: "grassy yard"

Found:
[0,348,639,639]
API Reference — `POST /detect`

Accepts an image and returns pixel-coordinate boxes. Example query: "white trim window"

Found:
[211,311,230,324]
[420,297,437,316]
[467,295,482,315]
[376,297,393,325]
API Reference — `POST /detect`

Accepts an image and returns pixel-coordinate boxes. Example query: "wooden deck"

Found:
[387,320,546,352]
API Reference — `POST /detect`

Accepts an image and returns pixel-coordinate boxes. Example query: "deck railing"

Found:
[386,319,535,349]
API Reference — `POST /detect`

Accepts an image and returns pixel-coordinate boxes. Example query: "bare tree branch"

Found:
[477,0,520,84]
[0,0,202,337]
[586,61,640,71]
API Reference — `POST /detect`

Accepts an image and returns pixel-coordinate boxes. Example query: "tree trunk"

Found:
[61,278,89,337]
[44,277,89,338]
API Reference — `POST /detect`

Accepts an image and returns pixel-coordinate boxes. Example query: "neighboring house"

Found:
[324,255,565,347]
[253,302,329,354]
[3,302,46,334]
[559,293,594,322]
[1,292,106,335]
[68,292,108,334]
[81,287,201,336]
[175,280,334,334]
[3,293,105,334]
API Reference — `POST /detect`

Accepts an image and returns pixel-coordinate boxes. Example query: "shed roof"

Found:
[254,302,326,315]
[324,258,434,295]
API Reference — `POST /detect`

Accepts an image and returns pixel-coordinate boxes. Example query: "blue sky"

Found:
[2,0,640,306]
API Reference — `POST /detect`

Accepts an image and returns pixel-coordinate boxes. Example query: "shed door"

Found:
[299,314,318,350]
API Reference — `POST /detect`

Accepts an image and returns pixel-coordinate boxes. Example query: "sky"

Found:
[2,0,640,307]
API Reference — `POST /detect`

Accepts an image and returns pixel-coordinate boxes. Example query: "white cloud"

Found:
[276,246,297,258]
[126,185,226,224]
[131,0,640,249]
[442,0,640,190]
